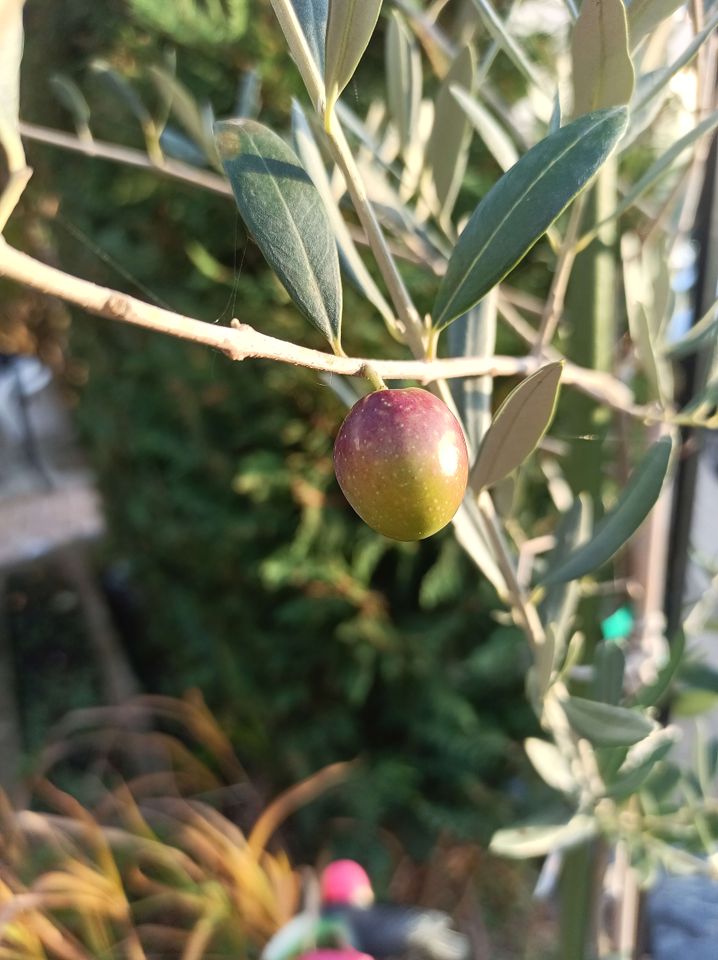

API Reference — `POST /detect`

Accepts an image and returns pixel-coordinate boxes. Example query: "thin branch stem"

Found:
[268,0,325,111]
[326,119,426,354]
[477,491,546,648]
[20,121,232,197]
[267,0,426,354]
[0,111,31,232]
[0,239,642,410]
[0,165,31,232]
[534,195,586,355]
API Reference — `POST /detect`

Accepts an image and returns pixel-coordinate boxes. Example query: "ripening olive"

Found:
[333,388,468,541]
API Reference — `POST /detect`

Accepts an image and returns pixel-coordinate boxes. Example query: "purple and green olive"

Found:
[333,388,469,541]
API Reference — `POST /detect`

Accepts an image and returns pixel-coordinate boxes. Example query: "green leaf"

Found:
[450,85,519,173]
[432,107,628,330]
[91,59,153,130]
[591,642,626,706]
[643,761,681,805]
[597,745,629,783]
[325,0,384,115]
[571,0,634,117]
[49,74,91,134]
[530,624,557,702]
[452,498,507,598]
[524,737,575,794]
[632,8,718,114]
[291,0,329,71]
[469,0,545,92]
[681,376,718,425]
[424,45,475,221]
[447,291,497,455]
[291,101,395,333]
[215,119,342,347]
[490,815,597,859]
[540,495,593,656]
[622,232,672,404]
[541,437,672,585]
[385,11,422,155]
[633,630,685,708]
[561,696,655,747]
[664,295,718,361]
[150,66,218,164]
[470,362,563,491]
[612,110,718,227]
[628,0,687,49]
[607,727,679,800]
[561,631,586,681]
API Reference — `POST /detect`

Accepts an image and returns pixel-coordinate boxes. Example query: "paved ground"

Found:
[0,356,103,568]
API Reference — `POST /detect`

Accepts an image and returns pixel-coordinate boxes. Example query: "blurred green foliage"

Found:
[16,0,540,859]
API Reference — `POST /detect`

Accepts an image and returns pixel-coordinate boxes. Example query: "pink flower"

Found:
[298,952,373,960]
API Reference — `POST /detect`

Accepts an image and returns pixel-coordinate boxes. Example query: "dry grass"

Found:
[0,692,352,960]
[0,693,553,959]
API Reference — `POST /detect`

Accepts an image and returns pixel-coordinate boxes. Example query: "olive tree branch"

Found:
[0,238,642,410]
[268,0,426,355]
[19,121,232,198]
[0,111,31,232]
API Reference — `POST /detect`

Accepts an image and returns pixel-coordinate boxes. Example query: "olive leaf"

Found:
[291,0,329,72]
[385,11,422,154]
[291,100,395,332]
[49,74,91,137]
[571,0,634,117]
[524,738,575,794]
[628,0,687,49]
[542,437,672,585]
[325,0,384,116]
[607,727,679,799]
[540,495,593,656]
[424,45,475,221]
[561,697,655,747]
[664,294,718,360]
[150,65,218,165]
[613,109,718,225]
[215,119,342,348]
[432,107,628,330]
[448,291,497,455]
[622,232,672,405]
[490,816,597,859]
[591,642,626,706]
[450,85,519,173]
[633,630,685,708]
[471,362,563,492]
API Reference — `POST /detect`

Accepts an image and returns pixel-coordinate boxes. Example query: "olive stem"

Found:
[360,365,388,392]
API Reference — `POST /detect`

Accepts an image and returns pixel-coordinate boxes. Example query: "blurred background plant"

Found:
[0,694,551,960]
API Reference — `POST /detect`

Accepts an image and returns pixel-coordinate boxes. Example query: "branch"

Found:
[0,240,639,409]
[268,0,426,354]
[19,121,232,198]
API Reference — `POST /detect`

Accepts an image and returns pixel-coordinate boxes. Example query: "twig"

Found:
[19,121,232,197]
[327,121,426,353]
[268,0,426,355]
[477,491,546,648]
[534,196,586,355]
[0,240,645,411]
